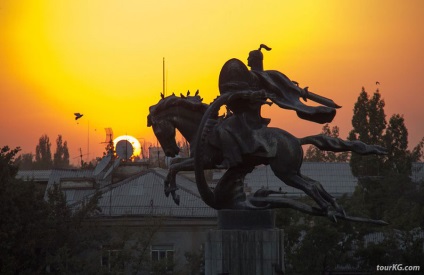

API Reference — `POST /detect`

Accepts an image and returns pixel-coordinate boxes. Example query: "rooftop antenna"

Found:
[74,113,90,164]
[80,148,84,167]
[93,128,114,176]
[79,147,83,167]
[163,57,166,97]
[87,120,90,162]
[101,128,114,155]
[137,137,147,159]
[73,148,88,168]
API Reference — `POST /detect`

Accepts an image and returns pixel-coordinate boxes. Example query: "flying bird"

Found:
[74,113,83,120]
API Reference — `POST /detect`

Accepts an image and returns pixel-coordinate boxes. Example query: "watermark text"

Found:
[377,264,420,272]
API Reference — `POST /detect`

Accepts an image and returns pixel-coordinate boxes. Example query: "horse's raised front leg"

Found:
[164,157,195,205]
[165,158,188,193]
[165,154,220,205]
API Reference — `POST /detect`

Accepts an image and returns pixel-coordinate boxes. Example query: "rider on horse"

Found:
[213,44,340,169]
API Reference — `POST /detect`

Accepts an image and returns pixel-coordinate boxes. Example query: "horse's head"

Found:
[147,91,208,157]
[150,119,179,157]
[148,102,179,157]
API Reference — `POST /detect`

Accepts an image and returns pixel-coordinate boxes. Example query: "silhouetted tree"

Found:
[348,88,387,177]
[44,184,105,273]
[53,135,70,168]
[0,146,107,273]
[281,87,424,273]
[15,153,34,170]
[276,202,356,274]
[411,137,424,162]
[107,217,165,274]
[383,114,410,174]
[346,86,424,228]
[349,88,423,178]
[0,146,21,179]
[304,123,349,162]
[0,146,48,273]
[35,134,53,169]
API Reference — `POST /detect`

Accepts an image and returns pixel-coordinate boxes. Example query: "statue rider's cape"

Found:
[251,70,336,124]
[212,58,338,167]
[219,58,337,125]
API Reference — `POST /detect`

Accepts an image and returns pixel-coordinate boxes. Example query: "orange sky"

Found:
[1,0,423,165]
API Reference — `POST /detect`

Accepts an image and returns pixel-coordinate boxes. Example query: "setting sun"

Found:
[113,135,142,159]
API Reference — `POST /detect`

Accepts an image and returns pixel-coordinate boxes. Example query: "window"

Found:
[101,245,124,273]
[151,244,174,272]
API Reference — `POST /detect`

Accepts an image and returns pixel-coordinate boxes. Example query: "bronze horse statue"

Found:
[147,91,388,224]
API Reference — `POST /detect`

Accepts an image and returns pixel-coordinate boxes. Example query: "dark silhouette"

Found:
[148,94,387,224]
[148,46,388,224]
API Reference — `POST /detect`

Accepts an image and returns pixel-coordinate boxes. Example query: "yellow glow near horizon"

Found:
[113,135,142,158]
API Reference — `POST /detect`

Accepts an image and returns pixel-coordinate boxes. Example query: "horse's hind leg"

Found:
[272,169,332,212]
[300,174,345,216]
[270,161,344,215]
[268,134,331,212]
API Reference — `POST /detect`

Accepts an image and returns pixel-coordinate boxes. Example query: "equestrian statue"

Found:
[147,45,387,225]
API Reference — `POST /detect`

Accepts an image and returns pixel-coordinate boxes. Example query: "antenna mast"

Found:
[163,57,165,97]
[87,120,90,162]
[79,148,83,167]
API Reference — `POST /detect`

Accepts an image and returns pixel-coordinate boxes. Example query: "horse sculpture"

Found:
[147,91,388,224]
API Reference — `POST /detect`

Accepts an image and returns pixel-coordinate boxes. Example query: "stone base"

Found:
[204,210,284,275]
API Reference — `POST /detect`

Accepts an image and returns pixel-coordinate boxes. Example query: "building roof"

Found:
[214,162,358,197]
[45,167,216,218]
[17,170,52,182]
[44,169,97,202]
[95,169,215,217]
[243,162,424,197]
[43,162,424,218]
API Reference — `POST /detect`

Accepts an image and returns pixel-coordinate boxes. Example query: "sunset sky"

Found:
[1,0,423,165]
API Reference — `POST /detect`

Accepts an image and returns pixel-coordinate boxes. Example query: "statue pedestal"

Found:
[205,210,284,275]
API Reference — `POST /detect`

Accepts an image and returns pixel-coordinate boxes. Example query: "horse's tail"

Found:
[299,134,388,155]
[194,94,235,209]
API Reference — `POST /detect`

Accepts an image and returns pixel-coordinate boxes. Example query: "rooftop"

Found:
[40,162,424,218]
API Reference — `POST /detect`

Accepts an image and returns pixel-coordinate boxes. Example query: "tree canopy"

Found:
[0,146,104,273]
[348,88,423,177]
[53,135,70,168]
[17,134,71,170]
[279,87,424,274]
[35,134,53,169]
